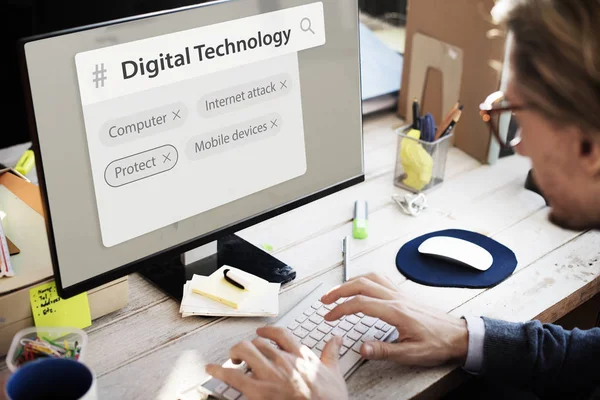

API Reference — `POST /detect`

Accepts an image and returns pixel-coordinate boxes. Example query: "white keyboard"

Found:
[190,283,398,400]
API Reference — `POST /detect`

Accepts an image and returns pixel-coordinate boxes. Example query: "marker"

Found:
[223,268,250,290]
[353,200,368,239]
[15,146,35,176]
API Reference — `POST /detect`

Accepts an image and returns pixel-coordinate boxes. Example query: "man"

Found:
[206,0,600,398]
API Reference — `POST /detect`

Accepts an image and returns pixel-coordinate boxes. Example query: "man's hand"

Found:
[321,273,469,367]
[206,326,348,400]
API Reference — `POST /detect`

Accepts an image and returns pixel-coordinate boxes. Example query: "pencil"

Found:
[435,101,460,140]
[440,107,463,138]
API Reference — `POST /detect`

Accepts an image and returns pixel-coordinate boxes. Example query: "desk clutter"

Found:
[394,100,462,193]
[179,266,280,317]
[5,326,88,372]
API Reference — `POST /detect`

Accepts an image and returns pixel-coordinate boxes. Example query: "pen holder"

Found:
[393,126,453,193]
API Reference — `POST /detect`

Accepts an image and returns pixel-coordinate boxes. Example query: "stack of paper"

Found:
[179,265,280,317]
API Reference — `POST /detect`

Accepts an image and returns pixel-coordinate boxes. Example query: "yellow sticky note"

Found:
[29,281,92,329]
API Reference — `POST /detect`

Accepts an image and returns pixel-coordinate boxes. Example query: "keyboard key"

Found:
[347,330,362,341]
[331,328,345,337]
[311,301,322,309]
[323,303,336,310]
[375,321,385,330]
[323,333,333,343]
[304,308,315,316]
[309,314,324,325]
[339,346,349,356]
[293,326,310,339]
[215,382,229,394]
[356,312,365,318]
[338,321,354,331]
[310,330,326,341]
[223,387,240,400]
[338,348,362,372]
[345,315,361,325]
[381,323,392,332]
[354,324,368,334]
[342,337,355,348]
[316,341,326,351]
[302,337,318,348]
[287,322,299,331]
[301,321,317,332]
[296,315,308,324]
[317,323,332,334]
[361,327,379,342]
[325,319,340,327]
[352,341,363,353]
[313,348,322,357]
[316,308,329,317]
[375,331,385,340]
[335,297,346,305]
[360,317,378,327]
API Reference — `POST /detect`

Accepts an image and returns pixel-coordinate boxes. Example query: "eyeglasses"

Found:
[479,91,526,149]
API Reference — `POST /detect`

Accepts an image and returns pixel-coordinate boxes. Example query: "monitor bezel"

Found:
[17,0,364,299]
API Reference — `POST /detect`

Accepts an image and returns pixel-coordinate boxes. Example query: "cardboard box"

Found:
[0,168,128,355]
[398,0,507,163]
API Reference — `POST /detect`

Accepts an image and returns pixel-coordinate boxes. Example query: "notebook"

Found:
[179,266,280,317]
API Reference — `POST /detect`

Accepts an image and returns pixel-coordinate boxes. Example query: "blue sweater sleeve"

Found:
[481,317,600,398]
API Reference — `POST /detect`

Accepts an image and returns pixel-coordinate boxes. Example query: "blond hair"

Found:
[492,0,600,135]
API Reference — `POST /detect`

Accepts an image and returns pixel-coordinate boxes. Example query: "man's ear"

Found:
[580,135,600,177]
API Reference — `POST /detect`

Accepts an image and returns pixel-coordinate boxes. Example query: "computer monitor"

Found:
[19,0,364,300]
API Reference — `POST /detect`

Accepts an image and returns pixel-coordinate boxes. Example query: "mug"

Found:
[4,358,97,400]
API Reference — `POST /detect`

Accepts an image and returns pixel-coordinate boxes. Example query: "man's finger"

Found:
[256,326,302,357]
[321,335,342,368]
[205,364,254,393]
[321,277,396,305]
[350,272,398,292]
[229,340,279,380]
[253,338,294,374]
[324,296,400,324]
[360,341,413,364]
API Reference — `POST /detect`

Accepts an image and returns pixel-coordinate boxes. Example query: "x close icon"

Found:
[280,80,287,89]
[270,119,278,128]
[172,110,181,120]
[163,153,171,163]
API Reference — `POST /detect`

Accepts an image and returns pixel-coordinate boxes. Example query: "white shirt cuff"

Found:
[462,315,485,374]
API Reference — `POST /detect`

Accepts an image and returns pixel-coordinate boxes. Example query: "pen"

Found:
[342,236,350,282]
[412,98,420,130]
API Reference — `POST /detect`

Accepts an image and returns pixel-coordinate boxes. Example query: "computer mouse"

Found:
[417,236,493,271]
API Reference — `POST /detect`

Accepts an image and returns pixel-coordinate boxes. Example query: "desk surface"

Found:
[1,111,599,399]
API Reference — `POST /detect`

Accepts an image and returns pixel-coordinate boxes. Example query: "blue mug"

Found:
[4,358,97,400]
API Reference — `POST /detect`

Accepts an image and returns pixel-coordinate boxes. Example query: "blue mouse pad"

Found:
[396,229,518,288]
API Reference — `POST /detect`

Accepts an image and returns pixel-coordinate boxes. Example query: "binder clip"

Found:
[392,193,428,217]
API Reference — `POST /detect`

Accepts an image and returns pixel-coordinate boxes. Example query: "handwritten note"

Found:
[29,281,91,329]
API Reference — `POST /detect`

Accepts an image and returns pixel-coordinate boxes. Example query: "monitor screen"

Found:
[20,0,363,297]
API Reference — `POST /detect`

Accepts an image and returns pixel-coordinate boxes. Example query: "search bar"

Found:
[74,2,326,106]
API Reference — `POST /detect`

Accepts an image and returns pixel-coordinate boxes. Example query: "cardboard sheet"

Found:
[398,0,506,163]
[404,33,463,134]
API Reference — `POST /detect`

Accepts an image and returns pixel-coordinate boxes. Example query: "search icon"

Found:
[300,17,315,34]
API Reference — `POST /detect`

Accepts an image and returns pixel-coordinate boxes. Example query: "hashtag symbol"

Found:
[92,63,107,88]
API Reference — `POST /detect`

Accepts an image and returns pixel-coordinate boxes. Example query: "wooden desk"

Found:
[1,111,599,399]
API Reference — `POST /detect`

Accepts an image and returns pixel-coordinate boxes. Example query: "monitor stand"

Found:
[138,234,296,302]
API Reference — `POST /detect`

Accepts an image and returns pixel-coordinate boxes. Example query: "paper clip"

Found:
[392,193,428,217]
